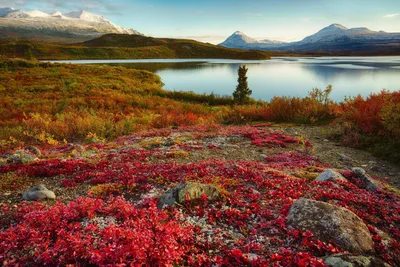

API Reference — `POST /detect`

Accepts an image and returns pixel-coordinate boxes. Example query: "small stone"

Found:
[244,253,260,261]
[338,153,352,162]
[369,165,380,172]
[284,128,298,135]
[22,184,56,201]
[351,168,381,191]
[259,154,267,160]
[315,169,348,182]
[324,254,392,267]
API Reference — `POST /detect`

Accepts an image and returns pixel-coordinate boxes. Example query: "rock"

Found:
[244,253,260,261]
[284,128,298,135]
[158,183,220,209]
[369,165,380,172]
[22,184,56,200]
[315,169,348,182]
[287,198,374,254]
[7,150,38,164]
[338,153,352,162]
[157,184,186,208]
[324,254,392,267]
[351,168,380,191]
[25,146,41,155]
[177,183,221,204]
[259,154,267,160]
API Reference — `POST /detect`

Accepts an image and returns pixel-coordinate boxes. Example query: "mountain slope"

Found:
[219,24,400,55]
[0,34,271,60]
[219,31,284,50]
[296,23,400,44]
[0,7,141,43]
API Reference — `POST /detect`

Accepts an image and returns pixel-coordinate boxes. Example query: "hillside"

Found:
[0,34,271,60]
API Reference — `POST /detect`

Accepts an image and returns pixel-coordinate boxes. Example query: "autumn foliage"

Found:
[0,125,399,266]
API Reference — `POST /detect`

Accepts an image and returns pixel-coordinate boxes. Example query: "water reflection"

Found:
[48,57,400,101]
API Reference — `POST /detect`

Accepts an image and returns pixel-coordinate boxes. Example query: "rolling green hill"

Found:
[0,34,271,60]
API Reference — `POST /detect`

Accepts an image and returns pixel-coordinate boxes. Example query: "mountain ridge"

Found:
[219,24,400,54]
[0,7,142,43]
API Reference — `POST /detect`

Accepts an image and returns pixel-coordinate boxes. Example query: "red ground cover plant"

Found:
[0,125,399,266]
[0,198,194,266]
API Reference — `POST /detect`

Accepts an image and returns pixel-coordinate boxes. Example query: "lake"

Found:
[47,57,400,101]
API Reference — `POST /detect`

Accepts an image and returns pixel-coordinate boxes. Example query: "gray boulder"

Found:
[158,183,220,209]
[22,185,56,200]
[324,254,392,267]
[287,198,374,254]
[315,169,348,182]
[351,168,380,191]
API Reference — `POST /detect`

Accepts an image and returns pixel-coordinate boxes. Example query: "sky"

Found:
[1,0,400,44]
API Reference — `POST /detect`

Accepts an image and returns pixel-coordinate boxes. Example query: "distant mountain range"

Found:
[0,7,142,43]
[220,24,400,55]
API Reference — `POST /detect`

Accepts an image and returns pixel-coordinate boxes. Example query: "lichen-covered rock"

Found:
[287,198,374,254]
[315,169,348,182]
[7,150,38,164]
[351,168,380,191]
[158,183,220,209]
[157,184,186,208]
[324,254,392,267]
[25,146,41,156]
[177,183,220,203]
[22,185,56,200]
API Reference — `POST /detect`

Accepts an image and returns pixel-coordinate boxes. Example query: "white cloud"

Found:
[383,13,399,18]
[244,13,263,19]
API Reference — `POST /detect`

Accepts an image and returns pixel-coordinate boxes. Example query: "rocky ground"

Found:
[0,124,399,266]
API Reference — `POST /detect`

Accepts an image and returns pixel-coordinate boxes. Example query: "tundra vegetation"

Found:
[0,58,399,266]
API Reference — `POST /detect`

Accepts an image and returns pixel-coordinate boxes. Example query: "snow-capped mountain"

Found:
[219,24,400,54]
[219,31,284,49]
[0,7,142,43]
[296,23,400,44]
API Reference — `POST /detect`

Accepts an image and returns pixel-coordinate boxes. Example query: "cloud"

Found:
[0,0,135,16]
[244,13,263,19]
[171,35,227,44]
[383,13,399,18]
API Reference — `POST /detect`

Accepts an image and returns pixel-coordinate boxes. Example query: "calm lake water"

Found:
[47,57,400,101]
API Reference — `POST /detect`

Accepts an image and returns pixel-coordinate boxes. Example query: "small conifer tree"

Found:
[25,48,35,61]
[233,65,252,105]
